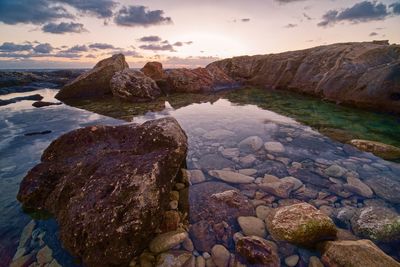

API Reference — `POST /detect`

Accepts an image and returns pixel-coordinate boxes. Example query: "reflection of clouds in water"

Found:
[0,89,60,111]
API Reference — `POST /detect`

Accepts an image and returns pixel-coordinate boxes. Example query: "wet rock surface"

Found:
[17,117,188,266]
[0,94,43,106]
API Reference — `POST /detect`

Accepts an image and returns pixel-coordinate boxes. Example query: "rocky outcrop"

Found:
[17,117,188,267]
[349,139,400,160]
[110,69,161,102]
[55,54,129,100]
[208,41,400,113]
[265,203,337,247]
[320,240,400,267]
[141,61,164,80]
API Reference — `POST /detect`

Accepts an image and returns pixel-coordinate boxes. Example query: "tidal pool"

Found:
[1,87,400,266]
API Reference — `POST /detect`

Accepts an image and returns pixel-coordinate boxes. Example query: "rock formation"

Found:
[55,54,129,100]
[208,41,400,113]
[17,117,188,267]
[110,69,161,102]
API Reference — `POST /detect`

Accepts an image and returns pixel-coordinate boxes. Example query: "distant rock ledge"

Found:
[56,41,400,114]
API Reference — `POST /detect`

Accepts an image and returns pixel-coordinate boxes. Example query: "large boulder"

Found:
[141,61,164,80]
[55,54,129,100]
[320,240,400,267]
[349,139,400,160]
[110,69,161,102]
[17,117,188,267]
[208,41,400,113]
[265,202,337,247]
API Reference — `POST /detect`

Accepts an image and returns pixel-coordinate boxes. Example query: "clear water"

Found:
[1,87,400,266]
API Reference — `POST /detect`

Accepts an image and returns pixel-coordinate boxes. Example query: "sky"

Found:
[0,0,399,69]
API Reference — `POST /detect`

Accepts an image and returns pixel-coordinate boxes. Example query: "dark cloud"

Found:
[173,42,183,47]
[139,36,162,42]
[139,44,175,52]
[369,32,378,36]
[53,0,117,18]
[33,43,53,53]
[390,2,400,14]
[284,23,298,28]
[318,1,389,27]
[241,18,250,22]
[114,5,172,27]
[303,13,312,20]
[0,42,33,52]
[86,54,97,58]
[63,45,88,53]
[275,0,305,4]
[88,43,115,50]
[0,0,73,25]
[42,22,87,34]
[185,41,193,45]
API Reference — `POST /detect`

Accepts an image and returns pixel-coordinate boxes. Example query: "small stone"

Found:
[188,170,206,184]
[183,237,194,252]
[169,200,178,210]
[170,191,180,201]
[344,176,373,198]
[239,155,256,168]
[208,170,255,184]
[263,174,280,183]
[175,183,185,190]
[36,246,53,265]
[238,136,263,152]
[324,165,346,178]
[238,216,266,238]
[308,256,324,267]
[236,236,280,266]
[280,177,303,190]
[264,142,285,153]
[221,148,240,159]
[149,230,188,254]
[140,252,155,267]
[238,169,257,176]
[258,180,295,198]
[211,245,230,267]
[284,255,299,267]
[156,250,192,267]
[161,211,181,232]
[196,256,206,267]
[256,205,272,220]
[203,252,211,259]
[10,253,34,267]
[203,129,234,140]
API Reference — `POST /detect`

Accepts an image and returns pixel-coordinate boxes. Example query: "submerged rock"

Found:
[56,54,129,100]
[365,177,400,204]
[235,236,280,267]
[320,240,400,267]
[32,101,62,108]
[265,203,337,247]
[350,139,400,160]
[208,170,255,184]
[156,250,192,267]
[351,206,400,242]
[17,117,188,267]
[110,69,161,102]
[0,94,43,106]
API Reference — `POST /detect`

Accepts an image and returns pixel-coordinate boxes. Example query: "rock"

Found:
[24,130,52,136]
[211,245,230,267]
[32,101,62,108]
[208,41,400,114]
[238,216,266,238]
[18,220,35,249]
[350,139,400,160]
[319,239,400,267]
[187,170,206,184]
[203,129,235,140]
[258,180,295,198]
[239,154,256,168]
[238,169,257,176]
[10,253,34,267]
[56,54,129,100]
[17,117,187,267]
[36,246,53,265]
[141,61,164,80]
[110,69,161,102]
[161,211,181,232]
[343,176,373,198]
[221,148,240,159]
[183,237,194,252]
[256,206,273,220]
[156,251,192,267]
[0,94,43,106]
[190,220,217,252]
[350,206,400,242]
[264,142,285,153]
[324,164,347,178]
[308,256,324,267]
[284,255,299,267]
[365,177,400,204]
[280,176,303,190]
[196,256,206,267]
[208,170,255,184]
[256,160,289,177]
[265,203,337,247]
[149,230,188,254]
[238,136,263,152]
[235,236,280,267]
[197,154,235,170]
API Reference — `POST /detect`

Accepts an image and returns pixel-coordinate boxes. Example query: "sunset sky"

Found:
[0,0,399,69]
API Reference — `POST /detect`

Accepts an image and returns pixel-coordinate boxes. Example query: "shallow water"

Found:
[1,87,400,266]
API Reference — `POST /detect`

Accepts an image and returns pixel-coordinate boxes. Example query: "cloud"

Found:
[42,22,87,34]
[88,43,115,49]
[318,1,389,27]
[303,13,312,20]
[33,43,53,53]
[390,2,400,14]
[139,36,162,42]
[53,0,117,18]
[0,42,33,52]
[63,45,88,53]
[369,31,378,36]
[162,56,221,68]
[0,0,73,25]
[173,42,183,47]
[114,5,172,27]
[284,23,297,28]
[86,54,97,58]
[241,18,250,22]
[139,44,176,52]
[275,0,305,4]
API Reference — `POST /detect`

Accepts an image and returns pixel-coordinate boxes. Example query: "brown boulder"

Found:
[236,236,280,267]
[110,69,161,102]
[17,117,187,267]
[56,54,129,100]
[141,61,164,80]
[320,239,400,267]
